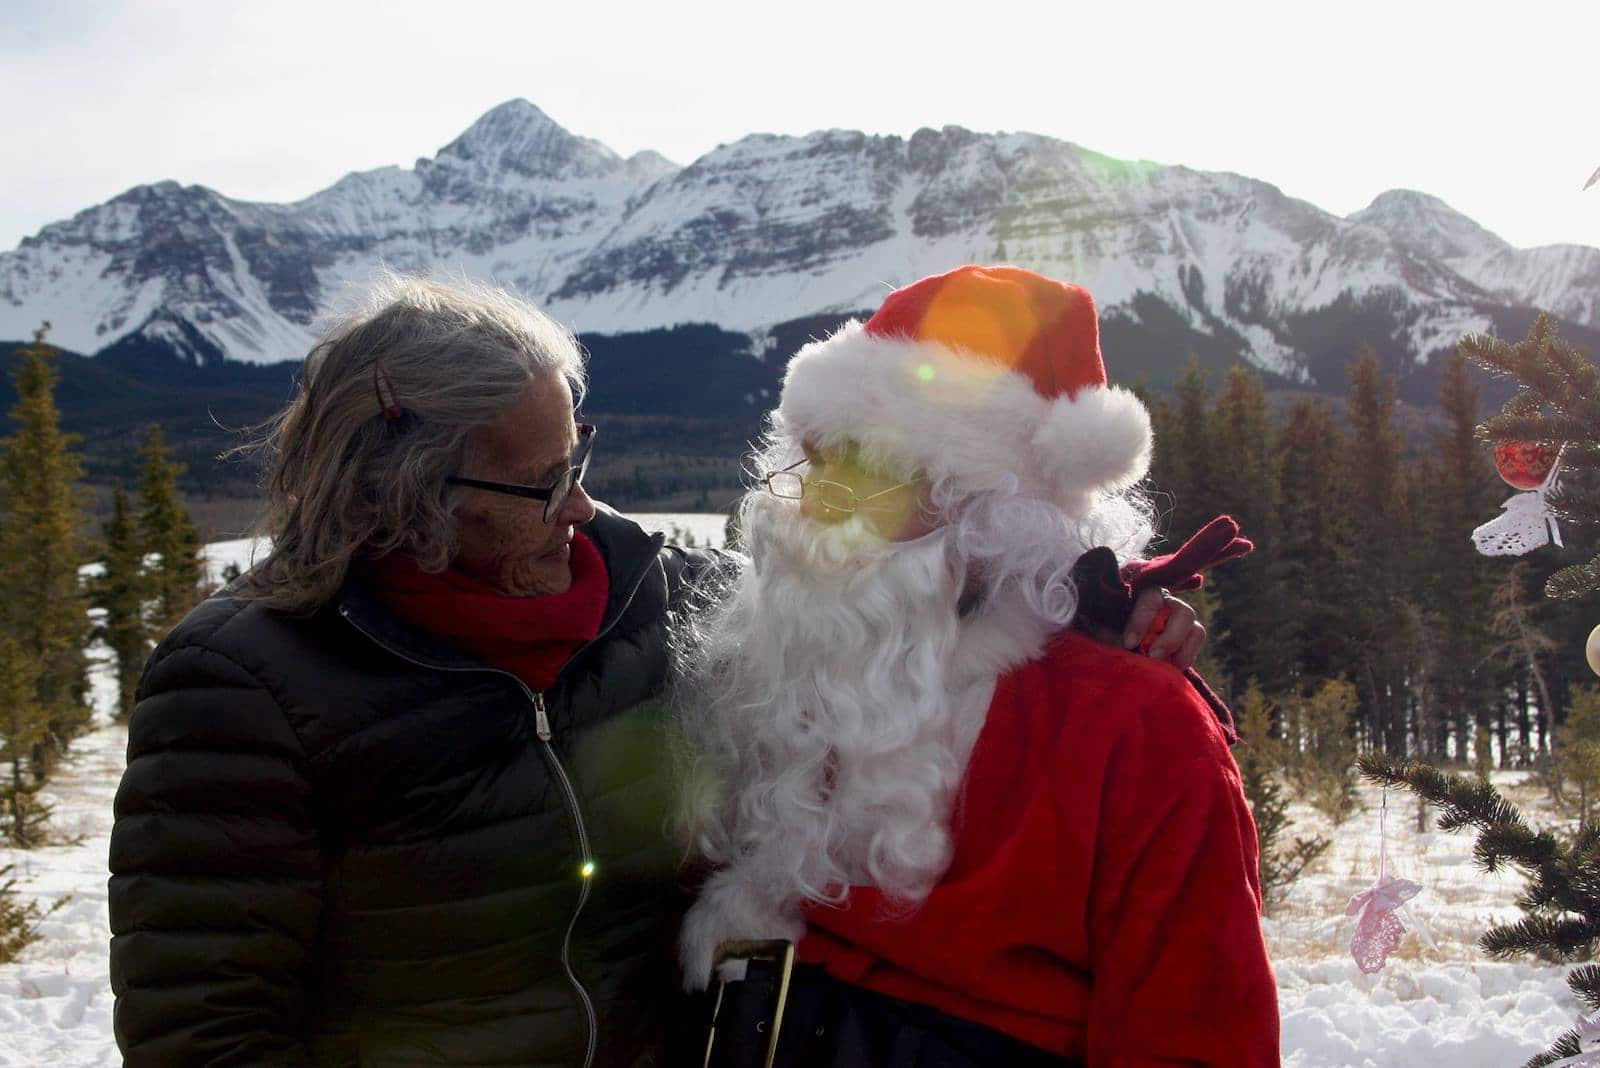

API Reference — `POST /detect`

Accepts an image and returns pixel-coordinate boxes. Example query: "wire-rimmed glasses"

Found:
[762,458,913,515]
[446,424,596,523]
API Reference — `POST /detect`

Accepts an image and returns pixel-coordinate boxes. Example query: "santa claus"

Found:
[677,264,1279,1066]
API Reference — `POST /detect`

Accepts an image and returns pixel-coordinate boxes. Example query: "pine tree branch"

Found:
[1481,413,1599,445]
[1525,1029,1583,1068]
[1568,963,1600,1011]
[1473,823,1561,873]
[1359,755,1527,828]
[1358,756,1584,891]
[1547,498,1594,528]
[1548,555,1600,600]
[1549,336,1600,398]
[1459,332,1523,378]
[1483,914,1600,961]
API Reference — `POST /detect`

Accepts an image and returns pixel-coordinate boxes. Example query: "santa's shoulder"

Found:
[1007,628,1233,758]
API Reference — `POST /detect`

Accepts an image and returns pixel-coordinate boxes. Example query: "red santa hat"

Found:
[778,264,1152,512]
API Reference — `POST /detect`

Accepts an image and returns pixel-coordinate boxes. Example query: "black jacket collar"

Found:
[333,504,665,675]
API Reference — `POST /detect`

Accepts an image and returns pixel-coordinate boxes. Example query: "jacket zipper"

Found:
[333,533,664,1068]
[338,610,605,1066]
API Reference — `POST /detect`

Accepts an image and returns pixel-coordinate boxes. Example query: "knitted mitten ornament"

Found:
[1346,789,1436,973]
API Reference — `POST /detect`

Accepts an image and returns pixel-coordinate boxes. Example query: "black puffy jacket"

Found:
[109,506,724,1067]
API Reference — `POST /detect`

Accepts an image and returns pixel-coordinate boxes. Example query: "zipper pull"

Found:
[533,692,552,741]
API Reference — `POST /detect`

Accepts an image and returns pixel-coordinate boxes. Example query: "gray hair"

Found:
[235,273,586,614]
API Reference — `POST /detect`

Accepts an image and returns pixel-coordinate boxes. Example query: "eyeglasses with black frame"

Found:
[762,457,913,515]
[447,423,596,523]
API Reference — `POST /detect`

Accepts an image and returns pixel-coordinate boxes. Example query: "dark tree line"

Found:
[1143,333,1600,912]
[1147,343,1589,769]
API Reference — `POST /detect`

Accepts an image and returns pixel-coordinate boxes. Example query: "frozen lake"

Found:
[193,512,731,586]
[627,512,730,549]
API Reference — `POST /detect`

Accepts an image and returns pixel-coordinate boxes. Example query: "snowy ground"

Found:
[0,623,123,1066]
[1270,779,1580,1066]
[0,524,1587,1066]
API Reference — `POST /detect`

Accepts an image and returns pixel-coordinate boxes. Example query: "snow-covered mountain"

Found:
[1349,190,1600,329]
[3,99,1596,384]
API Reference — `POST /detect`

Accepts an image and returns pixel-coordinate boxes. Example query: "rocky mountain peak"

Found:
[620,149,679,185]
[434,98,622,181]
[1350,188,1509,261]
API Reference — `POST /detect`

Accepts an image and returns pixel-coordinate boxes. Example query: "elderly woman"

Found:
[107,275,1203,1068]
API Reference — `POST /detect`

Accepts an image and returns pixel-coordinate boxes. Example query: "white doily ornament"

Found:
[1471,451,1564,557]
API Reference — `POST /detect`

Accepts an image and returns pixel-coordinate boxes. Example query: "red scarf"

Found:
[364,531,611,692]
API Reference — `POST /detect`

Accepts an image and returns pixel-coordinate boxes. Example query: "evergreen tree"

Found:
[1143,392,1179,534]
[1395,591,1446,763]
[1345,347,1413,754]
[0,860,60,964]
[137,425,203,634]
[1207,365,1290,694]
[1473,714,1498,783]
[1181,584,1230,697]
[0,325,90,788]
[0,636,50,846]
[1557,685,1600,831]
[1277,399,1357,688]
[1428,354,1502,763]
[1486,563,1561,762]
[1164,358,1217,543]
[1238,681,1329,909]
[95,484,150,721]
[1291,678,1362,826]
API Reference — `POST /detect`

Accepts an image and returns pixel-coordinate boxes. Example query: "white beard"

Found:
[676,495,1027,990]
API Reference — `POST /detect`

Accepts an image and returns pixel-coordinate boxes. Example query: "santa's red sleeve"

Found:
[1081,679,1280,1066]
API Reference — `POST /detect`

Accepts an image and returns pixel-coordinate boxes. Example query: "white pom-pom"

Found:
[1031,385,1152,496]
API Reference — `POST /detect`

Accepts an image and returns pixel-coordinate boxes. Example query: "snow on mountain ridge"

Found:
[1349,189,1600,328]
[2,102,1596,375]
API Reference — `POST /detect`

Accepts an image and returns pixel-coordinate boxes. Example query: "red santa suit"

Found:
[687,265,1282,1065]
[798,628,1279,1066]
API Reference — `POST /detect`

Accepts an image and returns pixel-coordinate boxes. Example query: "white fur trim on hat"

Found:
[779,321,1152,505]
[1032,384,1153,495]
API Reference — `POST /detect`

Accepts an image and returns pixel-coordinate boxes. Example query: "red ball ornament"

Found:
[1494,440,1560,490]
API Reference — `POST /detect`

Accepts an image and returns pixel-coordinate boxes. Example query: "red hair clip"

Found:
[372,360,403,423]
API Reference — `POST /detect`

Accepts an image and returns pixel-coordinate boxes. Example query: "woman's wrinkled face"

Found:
[451,373,596,596]
[797,438,938,543]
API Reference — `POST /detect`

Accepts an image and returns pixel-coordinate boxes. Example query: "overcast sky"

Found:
[2,0,1595,253]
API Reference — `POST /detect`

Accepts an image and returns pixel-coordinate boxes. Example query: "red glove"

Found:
[1121,515,1254,595]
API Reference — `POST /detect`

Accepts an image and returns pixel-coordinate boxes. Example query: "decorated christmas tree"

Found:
[1362,308,1600,1067]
